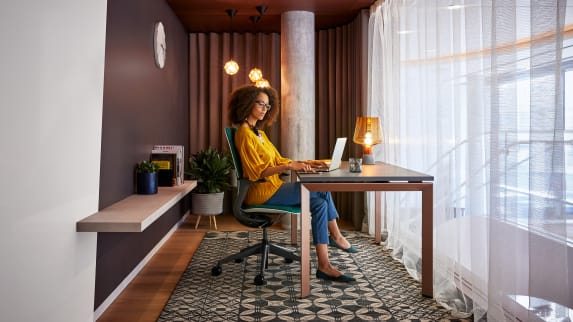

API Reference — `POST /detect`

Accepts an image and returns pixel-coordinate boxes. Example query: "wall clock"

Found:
[154,21,166,69]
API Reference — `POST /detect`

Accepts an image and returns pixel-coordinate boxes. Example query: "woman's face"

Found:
[249,92,271,121]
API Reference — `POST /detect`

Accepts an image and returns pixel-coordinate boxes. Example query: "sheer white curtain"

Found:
[368,0,572,320]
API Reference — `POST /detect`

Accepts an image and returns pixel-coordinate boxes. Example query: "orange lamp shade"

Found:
[353,116,382,164]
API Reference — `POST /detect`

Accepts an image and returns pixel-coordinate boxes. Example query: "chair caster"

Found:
[284,258,294,264]
[211,265,222,276]
[254,274,266,285]
[234,258,243,263]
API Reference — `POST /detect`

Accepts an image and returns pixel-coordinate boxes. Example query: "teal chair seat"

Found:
[243,204,300,213]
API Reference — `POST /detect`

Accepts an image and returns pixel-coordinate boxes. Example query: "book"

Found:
[153,145,184,185]
[151,145,184,186]
[151,159,175,187]
[151,152,178,186]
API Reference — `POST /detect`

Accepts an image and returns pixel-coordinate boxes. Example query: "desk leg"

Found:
[290,213,298,245]
[300,185,311,298]
[374,191,382,244]
[421,184,433,297]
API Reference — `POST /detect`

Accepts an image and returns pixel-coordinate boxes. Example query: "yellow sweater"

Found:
[235,125,291,205]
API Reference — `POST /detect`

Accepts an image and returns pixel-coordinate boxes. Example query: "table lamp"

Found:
[353,116,382,164]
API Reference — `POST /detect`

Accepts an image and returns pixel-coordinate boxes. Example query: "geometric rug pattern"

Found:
[158,230,470,321]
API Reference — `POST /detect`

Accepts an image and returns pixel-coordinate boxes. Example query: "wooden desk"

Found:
[297,162,434,298]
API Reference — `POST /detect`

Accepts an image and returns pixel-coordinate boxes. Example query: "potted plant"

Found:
[135,160,159,195]
[187,147,233,226]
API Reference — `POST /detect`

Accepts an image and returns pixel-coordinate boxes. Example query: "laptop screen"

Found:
[326,137,347,171]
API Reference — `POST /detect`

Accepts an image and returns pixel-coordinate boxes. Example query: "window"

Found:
[498,41,573,240]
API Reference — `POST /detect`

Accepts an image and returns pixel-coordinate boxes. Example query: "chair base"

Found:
[211,228,300,285]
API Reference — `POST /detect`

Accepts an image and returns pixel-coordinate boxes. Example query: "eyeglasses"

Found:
[255,100,272,110]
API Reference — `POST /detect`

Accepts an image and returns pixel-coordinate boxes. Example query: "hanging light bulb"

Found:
[249,68,263,82]
[224,9,239,76]
[248,9,266,83]
[224,59,239,75]
[255,78,270,88]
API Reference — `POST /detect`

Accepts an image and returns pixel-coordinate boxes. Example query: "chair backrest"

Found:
[225,127,243,180]
[224,127,269,227]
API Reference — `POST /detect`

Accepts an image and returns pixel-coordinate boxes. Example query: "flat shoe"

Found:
[328,237,358,253]
[316,270,355,282]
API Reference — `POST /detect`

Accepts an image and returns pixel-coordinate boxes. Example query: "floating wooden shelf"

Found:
[76,181,197,232]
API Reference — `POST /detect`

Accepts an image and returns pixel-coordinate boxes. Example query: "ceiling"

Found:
[166,0,375,33]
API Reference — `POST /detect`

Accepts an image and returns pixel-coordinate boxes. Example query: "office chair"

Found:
[211,127,300,286]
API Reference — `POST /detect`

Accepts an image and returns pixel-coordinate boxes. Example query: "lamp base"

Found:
[362,153,375,165]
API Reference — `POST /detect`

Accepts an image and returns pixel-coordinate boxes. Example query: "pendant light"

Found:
[255,78,270,88]
[223,9,239,75]
[248,6,267,83]
[248,68,263,82]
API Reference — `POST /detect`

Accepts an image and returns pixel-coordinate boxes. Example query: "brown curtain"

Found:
[316,10,369,229]
[188,10,369,229]
[189,32,281,155]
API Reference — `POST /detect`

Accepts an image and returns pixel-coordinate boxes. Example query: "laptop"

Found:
[300,137,347,173]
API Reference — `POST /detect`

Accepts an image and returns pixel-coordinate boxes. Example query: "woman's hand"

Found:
[307,160,328,169]
[287,161,314,172]
[261,161,325,178]
[261,161,311,178]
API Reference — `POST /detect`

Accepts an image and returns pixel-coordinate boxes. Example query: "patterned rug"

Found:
[158,230,469,321]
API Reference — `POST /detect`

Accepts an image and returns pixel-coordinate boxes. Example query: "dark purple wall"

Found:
[96,0,189,309]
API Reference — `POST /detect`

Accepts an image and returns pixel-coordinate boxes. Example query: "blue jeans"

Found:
[263,182,339,245]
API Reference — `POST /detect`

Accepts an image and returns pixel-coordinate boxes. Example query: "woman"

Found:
[228,84,357,282]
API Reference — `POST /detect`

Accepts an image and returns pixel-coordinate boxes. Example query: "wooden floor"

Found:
[97,213,354,322]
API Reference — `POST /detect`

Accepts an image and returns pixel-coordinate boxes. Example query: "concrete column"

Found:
[281,11,315,161]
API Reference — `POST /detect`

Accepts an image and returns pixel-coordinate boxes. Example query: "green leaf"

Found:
[188,147,233,193]
[135,160,159,173]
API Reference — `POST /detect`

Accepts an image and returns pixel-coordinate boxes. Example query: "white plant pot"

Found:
[191,192,225,216]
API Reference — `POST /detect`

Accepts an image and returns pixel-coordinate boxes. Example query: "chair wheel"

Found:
[284,258,294,264]
[211,266,222,276]
[234,258,243,263]
[254,274,266,285]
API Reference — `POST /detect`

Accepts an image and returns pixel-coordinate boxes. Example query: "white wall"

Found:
[0,1,107,321]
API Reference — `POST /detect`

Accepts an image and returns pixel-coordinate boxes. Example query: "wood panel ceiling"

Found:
[166,0,375,33]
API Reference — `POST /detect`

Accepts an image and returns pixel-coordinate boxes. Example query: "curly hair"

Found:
[228,84,280,129]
